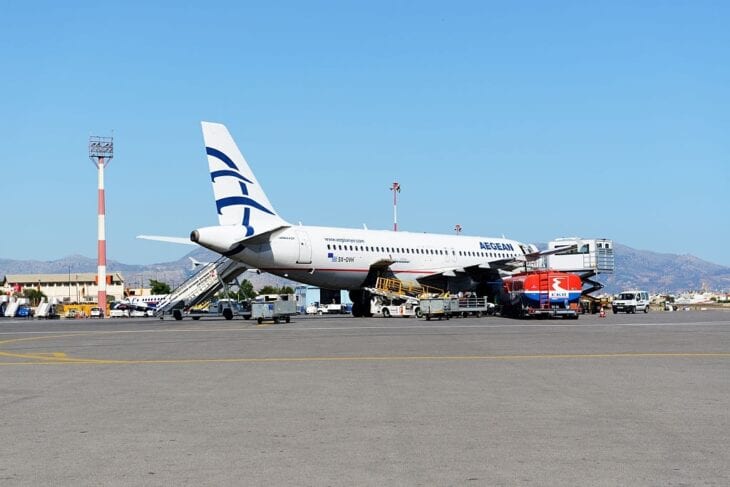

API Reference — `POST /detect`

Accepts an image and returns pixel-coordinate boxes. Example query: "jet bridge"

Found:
[155,256,248,320]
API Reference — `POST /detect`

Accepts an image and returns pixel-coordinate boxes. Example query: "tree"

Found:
[149,279,171,295]
[23,288,46,306]
[258,285,280,296]
[258,285,295,296]
[237,279,256,300]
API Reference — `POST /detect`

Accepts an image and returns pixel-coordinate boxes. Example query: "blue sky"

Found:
[1,1,728,266]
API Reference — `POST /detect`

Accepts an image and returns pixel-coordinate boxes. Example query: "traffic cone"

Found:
[599,307,606,318]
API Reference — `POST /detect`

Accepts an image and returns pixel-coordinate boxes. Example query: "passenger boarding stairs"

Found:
[4,300,19,317]
[154,257,248,318]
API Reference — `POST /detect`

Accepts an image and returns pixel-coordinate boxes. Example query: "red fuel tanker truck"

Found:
[500,270,582,319]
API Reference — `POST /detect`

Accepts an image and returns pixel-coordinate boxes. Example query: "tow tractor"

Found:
[186,298,251,321]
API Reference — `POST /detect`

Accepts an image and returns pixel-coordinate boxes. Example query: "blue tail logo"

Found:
[206,146,275,236]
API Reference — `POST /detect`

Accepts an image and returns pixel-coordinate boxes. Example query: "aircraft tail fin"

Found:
[201,122,288,235]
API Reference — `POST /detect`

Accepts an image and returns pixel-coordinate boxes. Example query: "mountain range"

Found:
[2,243,729,294]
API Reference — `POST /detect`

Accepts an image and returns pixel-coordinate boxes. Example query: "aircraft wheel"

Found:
[382,308,390,318]
[415,308,423,319]
[223,308,233,320]
[173,309,183,321]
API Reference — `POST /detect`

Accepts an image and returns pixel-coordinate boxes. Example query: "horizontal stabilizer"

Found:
[137,235,197,245]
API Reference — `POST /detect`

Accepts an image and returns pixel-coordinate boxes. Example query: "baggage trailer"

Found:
[454,296,496,318]
[252,294,297,324]
[419,298,453,320]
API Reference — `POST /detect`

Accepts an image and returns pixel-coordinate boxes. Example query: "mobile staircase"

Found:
[154,256,248,320]
[4,300,19,318]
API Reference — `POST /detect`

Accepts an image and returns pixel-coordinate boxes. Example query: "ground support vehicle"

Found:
[370,295,420,318]
[110,308,130,318]
[251,294,297,324]
[500,270,581,319]
[419,298,453,320]
[307,302,347,315]
[612,290,650,314]
[453,296,496,318]
[179,299,251,321]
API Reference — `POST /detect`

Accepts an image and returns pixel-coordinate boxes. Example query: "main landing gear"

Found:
[349,290,373,317]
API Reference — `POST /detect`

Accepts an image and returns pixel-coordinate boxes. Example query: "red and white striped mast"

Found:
[89,136,114,318]
[390,181,400,231]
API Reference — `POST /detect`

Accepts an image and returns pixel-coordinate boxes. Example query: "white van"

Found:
[612,290,650,314]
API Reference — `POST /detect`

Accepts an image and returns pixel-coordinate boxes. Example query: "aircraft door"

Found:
[296,230,312,264]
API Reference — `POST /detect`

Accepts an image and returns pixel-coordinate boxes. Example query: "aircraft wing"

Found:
[414,244,579,285]
[523,244,578,262]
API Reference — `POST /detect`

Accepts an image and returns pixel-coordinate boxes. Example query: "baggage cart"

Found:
[419,298,452,320]
[251,294,297,324]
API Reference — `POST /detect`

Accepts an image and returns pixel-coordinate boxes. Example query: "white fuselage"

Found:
[223,225,528,290]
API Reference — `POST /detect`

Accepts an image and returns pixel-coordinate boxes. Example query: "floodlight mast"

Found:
[89,136,114,318]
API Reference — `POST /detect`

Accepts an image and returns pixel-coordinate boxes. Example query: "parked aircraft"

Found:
[141,122,572,317]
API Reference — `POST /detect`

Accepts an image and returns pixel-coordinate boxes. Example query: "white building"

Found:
[2,273,125,304]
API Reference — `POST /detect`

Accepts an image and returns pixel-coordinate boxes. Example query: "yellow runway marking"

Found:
[1,350,729,366]
[1,330,729,366]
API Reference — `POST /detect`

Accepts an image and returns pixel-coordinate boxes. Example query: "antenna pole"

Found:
[390,181,400,231]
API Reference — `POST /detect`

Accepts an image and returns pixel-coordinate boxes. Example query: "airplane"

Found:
[140,122,574,317]
[119,294,168,310]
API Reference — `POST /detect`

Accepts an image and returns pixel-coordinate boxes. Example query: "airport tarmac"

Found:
[1,311,729,486]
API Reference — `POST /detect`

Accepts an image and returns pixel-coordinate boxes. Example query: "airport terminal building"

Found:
[2,273,125,304]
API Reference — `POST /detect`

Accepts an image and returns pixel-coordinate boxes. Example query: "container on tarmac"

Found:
[500,270,582,319]
[419,297,453,320]
[251,294,297,324]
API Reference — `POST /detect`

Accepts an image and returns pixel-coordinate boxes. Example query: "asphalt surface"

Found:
[1,311,729,486]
